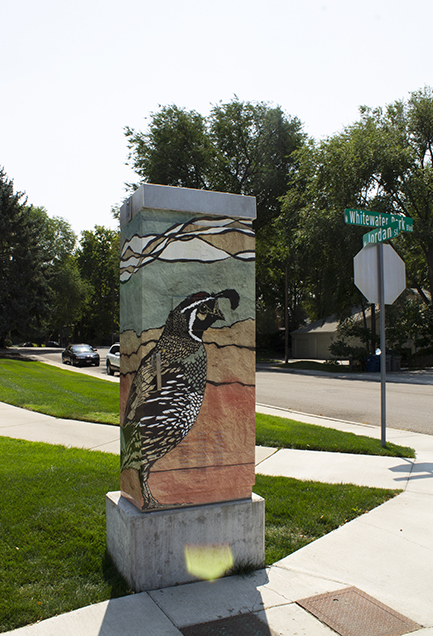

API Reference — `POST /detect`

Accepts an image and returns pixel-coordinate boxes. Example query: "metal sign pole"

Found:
[351,209,409,448]
[378,243,386,447]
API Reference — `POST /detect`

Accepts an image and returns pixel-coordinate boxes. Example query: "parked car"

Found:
[62,344,100,367]
[106,343,120,375]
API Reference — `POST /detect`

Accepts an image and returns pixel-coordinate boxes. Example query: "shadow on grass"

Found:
[102,550,135,599]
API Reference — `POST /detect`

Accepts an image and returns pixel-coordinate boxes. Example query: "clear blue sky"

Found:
[2,0,432,235]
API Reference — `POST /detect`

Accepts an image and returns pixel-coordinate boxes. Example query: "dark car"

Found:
[62,344,100,367]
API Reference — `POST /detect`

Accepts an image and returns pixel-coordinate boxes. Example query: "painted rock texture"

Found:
[120,208,255,511]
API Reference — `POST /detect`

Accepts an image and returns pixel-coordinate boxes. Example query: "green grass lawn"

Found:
[0,358,415,457]
[0,359,119,424]
[253,474,398,565]
[256,412,415,458]
[0,437,131,633]
[0,437,399,632]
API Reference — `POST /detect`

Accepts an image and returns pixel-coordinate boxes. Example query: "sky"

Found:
[2,0,432,235]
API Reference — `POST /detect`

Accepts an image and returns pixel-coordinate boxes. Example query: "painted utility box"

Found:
[119,184,256,511]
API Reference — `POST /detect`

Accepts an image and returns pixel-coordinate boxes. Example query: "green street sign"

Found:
[363,220,400,247]
[345,208,413,232]
[395,215,413,232]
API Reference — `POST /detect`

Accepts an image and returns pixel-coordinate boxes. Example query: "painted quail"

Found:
[121,288,240,510]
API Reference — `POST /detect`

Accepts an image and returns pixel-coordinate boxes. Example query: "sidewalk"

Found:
[257,360,433,385]
[1,401,433,635]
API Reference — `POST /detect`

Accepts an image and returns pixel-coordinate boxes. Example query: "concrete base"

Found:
[106,492,265,592]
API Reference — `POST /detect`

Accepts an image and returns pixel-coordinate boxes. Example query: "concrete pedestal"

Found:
[106,491,265,592]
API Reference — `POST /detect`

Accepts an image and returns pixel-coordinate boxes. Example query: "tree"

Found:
[76,226,120,343]
[124,99,306,348]
[0,169,50,347]
[47,257,91,345]
[275,136,364,331]
[29,208,77,266]
[208,99,305,228]
[28,209,90,344]
[280,87,433,328]
[124,98,305,229]
[124,105,214,191]
[320,87,433,304]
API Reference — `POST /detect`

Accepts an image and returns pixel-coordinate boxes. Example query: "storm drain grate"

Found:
[296,586,421,636]
[180,613,273,636]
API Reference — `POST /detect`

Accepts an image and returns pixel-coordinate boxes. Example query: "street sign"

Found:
[362,220,399,247]
[354,242,407,448]
[345,208,413,232]
[347,209,411,450]
[353,243,406,305]
[395,215,413,232]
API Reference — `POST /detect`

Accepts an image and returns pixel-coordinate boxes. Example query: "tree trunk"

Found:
[427,245,433,305]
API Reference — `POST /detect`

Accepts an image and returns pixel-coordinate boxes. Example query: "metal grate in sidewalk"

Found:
[180,613,273,636]
[296,586,421,636]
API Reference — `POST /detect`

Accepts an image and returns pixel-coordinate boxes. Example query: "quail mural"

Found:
[120,208,256,511]
[121,289,240,510]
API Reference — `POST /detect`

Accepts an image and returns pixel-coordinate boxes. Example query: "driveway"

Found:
[16,346,119,382]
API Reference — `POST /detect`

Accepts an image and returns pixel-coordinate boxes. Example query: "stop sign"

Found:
[354,243,406,304]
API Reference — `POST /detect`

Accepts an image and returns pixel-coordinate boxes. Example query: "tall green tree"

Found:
[273,137,362,331]
[281,86,433,327]
[48,258,91,344]
[125,105,214,191]
[29,208,90,344]
[0,169,50,347]
[76,226,120,343]
[209,99,305,228]
[29,208,77,266]
[255,215,307,349]
[124,98,305,229]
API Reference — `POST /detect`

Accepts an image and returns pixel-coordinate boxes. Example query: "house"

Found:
[291,287,429,361]
[291,307,379,360]
[291,315,340,359]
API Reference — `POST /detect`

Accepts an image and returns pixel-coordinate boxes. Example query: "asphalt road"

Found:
[257,365,433,435]
[21,348,433,435]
